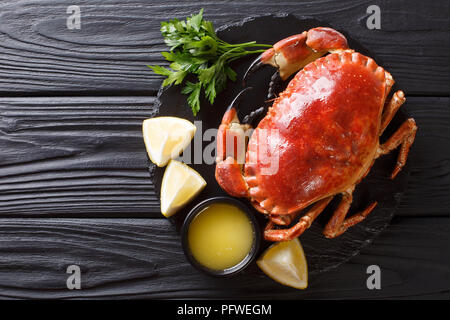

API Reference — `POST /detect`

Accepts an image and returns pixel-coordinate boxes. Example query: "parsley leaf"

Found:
[148,9,271,115]
[182,81,202,115]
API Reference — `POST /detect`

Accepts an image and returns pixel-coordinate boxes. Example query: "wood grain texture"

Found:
[0,216,448,299]
[396,97,450,217]
[0,0,447,95]
[1,96,446,217]
[0,0,448,300]
[0,96,159,216]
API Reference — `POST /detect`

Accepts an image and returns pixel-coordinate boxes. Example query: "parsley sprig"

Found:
[148,9,271,115]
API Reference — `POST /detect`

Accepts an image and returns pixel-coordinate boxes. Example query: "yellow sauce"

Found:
[188,203,254,271]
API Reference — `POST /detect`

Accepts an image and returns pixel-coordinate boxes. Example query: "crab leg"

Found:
[266,72,283,99]
[264,196,333,241]
[380,90,406,134]
[377,118,418,179]
[242,106,266,125]
[323,192,378,239]
[269,213,295,226]
[269,205,308,226]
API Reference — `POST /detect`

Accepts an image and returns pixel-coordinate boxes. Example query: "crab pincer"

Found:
[243,27,349,98]
[215,88,253,198]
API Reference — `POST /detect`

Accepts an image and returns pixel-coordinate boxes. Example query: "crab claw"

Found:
[244,27,349,82]
[215,88,253,197]
[242,53,264,85]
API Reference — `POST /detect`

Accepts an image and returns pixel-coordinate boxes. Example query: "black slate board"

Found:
[152,15,410,277]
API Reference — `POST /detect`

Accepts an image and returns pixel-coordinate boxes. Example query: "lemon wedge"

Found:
[257,238,308,289]
[143,117,196,167]
[160,160,206,217]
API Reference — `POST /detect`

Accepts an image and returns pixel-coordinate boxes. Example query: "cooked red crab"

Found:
[215,27,417,241]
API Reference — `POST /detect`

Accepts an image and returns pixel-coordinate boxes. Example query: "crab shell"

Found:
[244,50,387,215]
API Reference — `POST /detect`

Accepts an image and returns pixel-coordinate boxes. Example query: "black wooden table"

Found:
[0,0,449,299]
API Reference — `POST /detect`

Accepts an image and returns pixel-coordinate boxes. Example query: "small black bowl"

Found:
[181,196,261,277]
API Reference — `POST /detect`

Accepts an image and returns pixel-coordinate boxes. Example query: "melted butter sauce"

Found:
[188,203,254,271]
